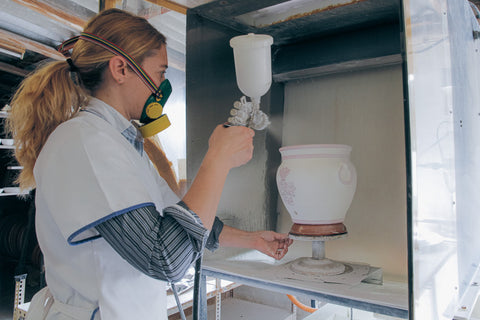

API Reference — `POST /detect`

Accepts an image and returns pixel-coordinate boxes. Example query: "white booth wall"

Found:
[276,65,408,280]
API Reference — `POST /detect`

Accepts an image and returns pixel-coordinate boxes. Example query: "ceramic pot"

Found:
[276,144,357,230]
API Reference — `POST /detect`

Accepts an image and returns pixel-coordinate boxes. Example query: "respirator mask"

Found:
[58,32,172,138]
[138,79,172,137]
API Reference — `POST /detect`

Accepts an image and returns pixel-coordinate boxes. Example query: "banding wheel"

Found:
[289,229,348,276]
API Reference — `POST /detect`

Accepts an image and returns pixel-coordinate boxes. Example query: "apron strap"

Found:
[25,287,52,320]
[26,286,98,320]
[51,297,98,319]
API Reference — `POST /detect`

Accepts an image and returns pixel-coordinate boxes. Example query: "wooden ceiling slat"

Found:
[12,0,86,31]
[0,29,64,60]
[145,0,188,15]
[0,62,30,77]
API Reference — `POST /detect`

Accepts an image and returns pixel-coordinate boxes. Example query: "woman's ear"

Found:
[108,56,128,84]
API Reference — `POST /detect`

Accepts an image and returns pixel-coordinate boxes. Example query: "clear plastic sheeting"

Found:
[402,0,480,318]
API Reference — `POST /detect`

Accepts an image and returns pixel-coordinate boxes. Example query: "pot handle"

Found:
[338,162,355,185]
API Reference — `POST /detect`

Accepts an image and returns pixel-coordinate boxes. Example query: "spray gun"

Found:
[227,96,270,130]
[227,33,273,130]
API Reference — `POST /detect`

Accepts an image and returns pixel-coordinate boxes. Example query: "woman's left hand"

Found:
[252,231,293,260]
[219,225,293,260]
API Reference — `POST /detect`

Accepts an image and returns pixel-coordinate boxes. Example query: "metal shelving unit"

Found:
[198,250,407,319]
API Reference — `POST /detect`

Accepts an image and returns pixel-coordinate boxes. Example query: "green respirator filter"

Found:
[140,79,172,124]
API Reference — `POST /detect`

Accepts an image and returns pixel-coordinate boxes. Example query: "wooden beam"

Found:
[0,39,26,58]
[100,0,122,10]
[106,0,121,9]
[0,29,64,60]
[0,62,30,77]
[144,0,188,15]
[12,0,85,31]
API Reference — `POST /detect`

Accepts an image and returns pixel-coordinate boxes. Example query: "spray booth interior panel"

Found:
[185,1,480,319]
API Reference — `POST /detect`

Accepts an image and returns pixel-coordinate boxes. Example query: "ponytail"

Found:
[6,8,166,190]
[6,60,88,189]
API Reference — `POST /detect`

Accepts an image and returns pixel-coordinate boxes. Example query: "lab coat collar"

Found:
[81,97,144,155]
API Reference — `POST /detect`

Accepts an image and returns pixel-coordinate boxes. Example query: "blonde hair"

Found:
[6,9,166,189]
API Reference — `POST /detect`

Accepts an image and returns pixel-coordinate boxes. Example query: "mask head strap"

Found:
[58,32,160,97]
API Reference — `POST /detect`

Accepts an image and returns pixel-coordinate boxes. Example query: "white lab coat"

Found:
[28,99,179,319]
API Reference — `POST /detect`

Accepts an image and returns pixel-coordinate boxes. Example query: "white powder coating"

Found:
[227,96,271,130]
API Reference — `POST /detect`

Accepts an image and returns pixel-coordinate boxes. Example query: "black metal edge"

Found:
[189,0,292,19]
[397,1,413,319]
[272,22,402,77]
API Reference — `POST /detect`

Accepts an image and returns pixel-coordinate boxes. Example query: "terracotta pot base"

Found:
[289,223,347,237]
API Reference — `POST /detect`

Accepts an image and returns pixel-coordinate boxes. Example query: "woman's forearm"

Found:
[218,224,256,248]
[181,150,230,229]
[181,125,254,230]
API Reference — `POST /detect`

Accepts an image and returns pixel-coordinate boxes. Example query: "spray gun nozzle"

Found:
[226,96,270,130]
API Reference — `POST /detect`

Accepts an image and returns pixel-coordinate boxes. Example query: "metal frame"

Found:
[13,274,28,320]
[190,0,400,45]
[199,267,408,319]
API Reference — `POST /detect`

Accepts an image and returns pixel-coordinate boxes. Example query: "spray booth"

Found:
[185,0,480,319]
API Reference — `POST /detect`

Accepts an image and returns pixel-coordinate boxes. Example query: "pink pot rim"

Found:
[279,144,352,152]
[292,218,344,224]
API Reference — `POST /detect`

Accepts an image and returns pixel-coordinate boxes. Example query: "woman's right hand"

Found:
[182,124,255,229]
[207,124,255,170]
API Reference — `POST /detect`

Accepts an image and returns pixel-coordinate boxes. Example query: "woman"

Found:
[7,8,292,320]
